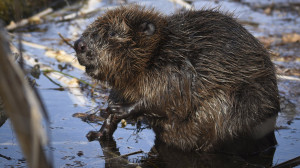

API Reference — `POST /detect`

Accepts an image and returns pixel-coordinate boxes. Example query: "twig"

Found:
[82,106,101,114]
[58,33,74,48]
[43,72,63,87]
[120,150,143,157]
[0,154,12,160]
[273,156,300,168]
[105,150,144,161]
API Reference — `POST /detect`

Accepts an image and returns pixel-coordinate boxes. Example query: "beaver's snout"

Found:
[74,38,87,54]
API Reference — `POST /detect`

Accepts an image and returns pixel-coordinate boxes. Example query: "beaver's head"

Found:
[74,5,166,88]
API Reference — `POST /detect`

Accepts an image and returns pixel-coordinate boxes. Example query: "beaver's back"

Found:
[148,9,279,152]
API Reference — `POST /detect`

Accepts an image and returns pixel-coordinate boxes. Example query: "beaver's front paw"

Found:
[86,114,120,141]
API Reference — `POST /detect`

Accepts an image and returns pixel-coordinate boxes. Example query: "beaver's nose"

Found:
[74,39,87,54]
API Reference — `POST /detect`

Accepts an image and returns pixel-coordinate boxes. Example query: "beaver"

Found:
[74,5,279,154]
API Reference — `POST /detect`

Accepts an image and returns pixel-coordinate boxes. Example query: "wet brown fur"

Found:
[75,5,279,153]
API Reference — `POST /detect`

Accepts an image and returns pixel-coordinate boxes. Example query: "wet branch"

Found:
[273,156,300,168]
[119,150,143,158]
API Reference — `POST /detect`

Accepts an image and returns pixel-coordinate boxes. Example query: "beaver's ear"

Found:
[139,22,155,36]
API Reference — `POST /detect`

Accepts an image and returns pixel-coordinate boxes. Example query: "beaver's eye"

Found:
[109,31,116,37]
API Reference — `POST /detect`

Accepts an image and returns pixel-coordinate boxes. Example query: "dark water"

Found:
[0,0,300,167]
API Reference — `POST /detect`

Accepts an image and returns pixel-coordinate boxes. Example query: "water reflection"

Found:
[97,135,276,168]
